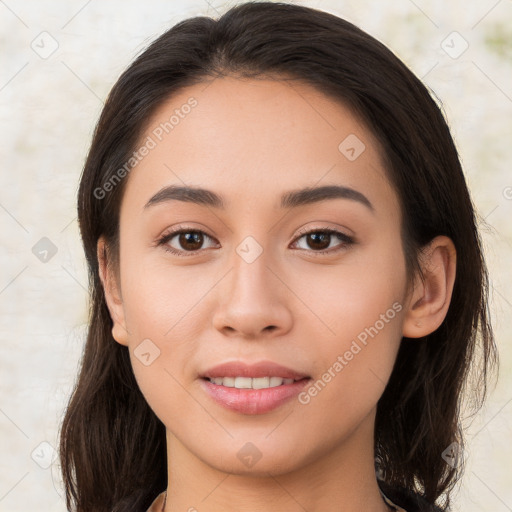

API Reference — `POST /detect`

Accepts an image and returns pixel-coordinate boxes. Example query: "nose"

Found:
[212,246,293,339]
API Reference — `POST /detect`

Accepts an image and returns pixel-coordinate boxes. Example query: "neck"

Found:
[163,410,391,512]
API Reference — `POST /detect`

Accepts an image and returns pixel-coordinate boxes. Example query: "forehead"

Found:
[120,76,396,220]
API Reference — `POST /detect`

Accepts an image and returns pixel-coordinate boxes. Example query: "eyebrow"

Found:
[143,184,374,212]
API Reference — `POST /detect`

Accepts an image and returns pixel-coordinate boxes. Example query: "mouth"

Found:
[199,360,312,414]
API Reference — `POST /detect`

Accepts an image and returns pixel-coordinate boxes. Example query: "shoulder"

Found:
[382,491,409,512]
[379,481,445,512]
[145,491,166,512]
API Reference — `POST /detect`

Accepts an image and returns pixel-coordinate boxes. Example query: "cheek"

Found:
[289,239,406,342]
[122,229,406,410]
[117,261,203,413]
[121,254,214,340]
[291,244,406,413]
[293,296,404,451]
[124,293,202,430]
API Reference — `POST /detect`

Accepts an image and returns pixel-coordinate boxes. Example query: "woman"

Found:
[59,2,497,511]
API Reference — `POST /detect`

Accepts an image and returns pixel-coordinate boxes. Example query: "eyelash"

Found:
[155,225,354,258]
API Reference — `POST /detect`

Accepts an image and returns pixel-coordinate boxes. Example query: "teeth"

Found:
[253,377,270,389]
[269,376,284,387]
[222,376,235,387]
[235,376,252,388]
[209,376,296,389]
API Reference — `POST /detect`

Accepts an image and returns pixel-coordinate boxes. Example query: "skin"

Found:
[98,76,456,512]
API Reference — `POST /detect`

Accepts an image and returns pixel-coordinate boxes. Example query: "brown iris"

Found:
[305,232,331,251]
[178,231,204,251]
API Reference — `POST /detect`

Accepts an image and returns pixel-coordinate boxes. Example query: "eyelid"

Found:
[293,224,353,239]
[157,223,217,243]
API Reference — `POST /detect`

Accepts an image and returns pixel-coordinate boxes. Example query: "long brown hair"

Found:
[59,2,497,511]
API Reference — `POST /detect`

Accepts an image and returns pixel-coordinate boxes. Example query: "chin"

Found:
[208,452,304,477]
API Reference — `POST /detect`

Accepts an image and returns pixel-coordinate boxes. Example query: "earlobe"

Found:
[402,236,456,338]
[97,236,129,346]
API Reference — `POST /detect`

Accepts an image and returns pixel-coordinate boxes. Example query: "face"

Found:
[102,75,410,476]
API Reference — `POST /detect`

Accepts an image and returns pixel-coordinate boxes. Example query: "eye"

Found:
[155,226,354,257]
[156,227,218,256]
[291,227,354,255]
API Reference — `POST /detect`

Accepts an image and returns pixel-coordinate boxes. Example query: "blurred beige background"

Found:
[0,0,511,510]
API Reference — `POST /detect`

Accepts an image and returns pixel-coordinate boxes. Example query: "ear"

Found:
[402,235,456,338]
[97,236,129,346]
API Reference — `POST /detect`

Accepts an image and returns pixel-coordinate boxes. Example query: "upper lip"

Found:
[200,360,310,380]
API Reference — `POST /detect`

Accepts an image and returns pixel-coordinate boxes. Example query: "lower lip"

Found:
[200,378,311,415]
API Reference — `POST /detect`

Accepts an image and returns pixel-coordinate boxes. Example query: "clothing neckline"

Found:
[147,489,408,512]
[380,489,408,512]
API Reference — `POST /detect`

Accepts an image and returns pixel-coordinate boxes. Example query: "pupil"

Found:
[308,232,330,250]
[180,232,203,250]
